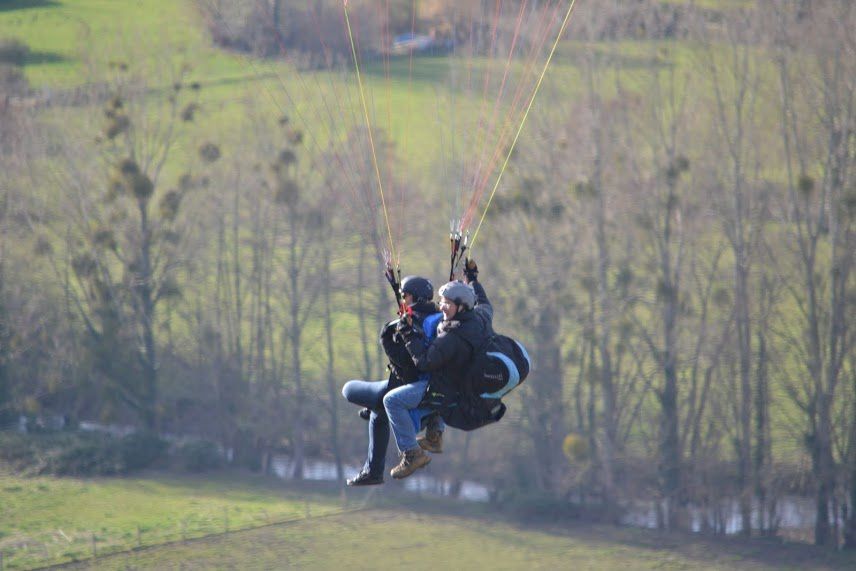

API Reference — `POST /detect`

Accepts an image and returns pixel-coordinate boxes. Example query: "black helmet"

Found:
[439,280,476,311]
[400,275,433,303]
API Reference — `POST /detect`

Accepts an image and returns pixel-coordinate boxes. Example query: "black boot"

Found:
[346,469,384,486]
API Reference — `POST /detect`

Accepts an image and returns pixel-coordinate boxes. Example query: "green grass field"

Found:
[0,0,713,187]
[0,471,343,569]
[1,471,854,571]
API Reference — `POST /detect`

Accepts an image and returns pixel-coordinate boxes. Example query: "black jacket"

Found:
[380,300,441,388]
[403,280,493,395]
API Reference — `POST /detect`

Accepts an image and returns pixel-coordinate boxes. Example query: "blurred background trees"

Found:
[1,0,854,548]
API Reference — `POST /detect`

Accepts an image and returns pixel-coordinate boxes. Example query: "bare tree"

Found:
[772,0,856,546]
[263,124,328,480]
[0,150,12,429]
[682,243,734,531]
[34,71,204,431]
[578,51,623,513]
[699,9,765,536]
[623,59,693,529]
[0,90,23,428]
[481,107,582,495]
[320,211,344,481]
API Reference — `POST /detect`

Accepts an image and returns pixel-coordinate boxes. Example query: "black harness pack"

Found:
[420,331,531,431]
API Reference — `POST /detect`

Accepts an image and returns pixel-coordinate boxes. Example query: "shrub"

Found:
[119,431,167,471]
[0,38,29,66]
[0,432,39,471]
[0,64,28,95]
[49,435,123,476]
[0,430,166,476]
[499,490,586,523]
[231,429,262,471]
[175,440,222,472]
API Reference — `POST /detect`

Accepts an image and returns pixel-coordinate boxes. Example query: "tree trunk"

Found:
[0,193,10,428]
[452,432,473,498]
[754,327,771,534]
[846,376,856,549]
[137,200,159,432]
[658,167,683,530]
[356,242,373,381]
[595,185,618,512]
[813,404,834,546]
[661,354,681,528]
[232,179,244,382]
[288,202,305,480]
[734,229,753,537]
[323,242,344,482]
[530,308,564,494]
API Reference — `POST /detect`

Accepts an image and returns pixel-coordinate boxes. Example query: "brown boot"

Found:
[390,447,431,479]
[418,430,443,453]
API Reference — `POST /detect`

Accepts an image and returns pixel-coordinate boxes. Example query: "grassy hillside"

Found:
[0,0,255,87]
[0,472,343,569]
[2,472,854,570]
[88,511,856,570]
[67,510,856,571]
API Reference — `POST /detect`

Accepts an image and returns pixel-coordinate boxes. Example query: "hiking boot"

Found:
[418,430,443,453]
[358,407,371,421]
[390,447,431,479]
[346,469,383,486]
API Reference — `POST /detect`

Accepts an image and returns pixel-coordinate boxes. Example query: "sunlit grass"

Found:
[0,472,342,569]
[56,508,856,571]
[0,0,211,87]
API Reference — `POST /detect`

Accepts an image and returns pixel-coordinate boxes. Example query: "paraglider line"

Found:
[465,0,561,228]
[470,0,578,251]
[344,1,399,265]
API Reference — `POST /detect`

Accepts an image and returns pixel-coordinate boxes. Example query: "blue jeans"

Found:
[383,380,445,453]
[341,379,389,477]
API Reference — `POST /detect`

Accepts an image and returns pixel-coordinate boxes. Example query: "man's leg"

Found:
[342,379,388,485]
[383,381,431,479]
[418,413,445,453]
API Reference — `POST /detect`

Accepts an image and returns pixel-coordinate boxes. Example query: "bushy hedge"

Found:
[498,489,590,523]
[174,439,222,473]
[0,431,168,476]
[120,431,169,471]
[0,38,29,66]
[49,435,124,476]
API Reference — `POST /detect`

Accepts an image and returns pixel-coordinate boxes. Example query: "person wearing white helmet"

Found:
[388,260,493,479]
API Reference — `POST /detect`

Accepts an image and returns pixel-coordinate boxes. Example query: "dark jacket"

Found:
[380,300,441,388]
[403,280,493,394]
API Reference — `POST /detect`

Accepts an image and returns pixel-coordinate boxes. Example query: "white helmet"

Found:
[439,280,476,311]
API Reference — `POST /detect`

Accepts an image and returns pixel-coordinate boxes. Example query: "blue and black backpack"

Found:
[420,333,531,431]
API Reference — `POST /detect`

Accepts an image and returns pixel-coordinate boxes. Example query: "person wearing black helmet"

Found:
[389,260,493,479]
[341,275,442,486]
